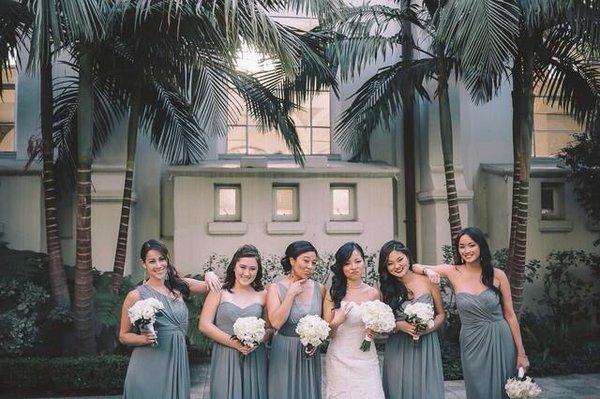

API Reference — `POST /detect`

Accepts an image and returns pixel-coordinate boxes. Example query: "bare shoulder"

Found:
[493,267,508,280]
[124,289,141,305]
[366,285,380,299]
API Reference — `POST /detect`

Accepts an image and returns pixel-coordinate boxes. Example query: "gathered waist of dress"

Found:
[460,316,506,328]
[156,325,187,335]
[277,324,300,337]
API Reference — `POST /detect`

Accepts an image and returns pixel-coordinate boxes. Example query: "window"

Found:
[225,16,330,156]
[0,65,16,152]
[541,182,565,220]
[214,185,241,221]
[533,94,583,157]
[272,184,299,221]
[330,184,356,221]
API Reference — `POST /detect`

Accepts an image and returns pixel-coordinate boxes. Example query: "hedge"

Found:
[0,354,129,395]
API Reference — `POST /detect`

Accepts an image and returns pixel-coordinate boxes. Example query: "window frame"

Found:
[0,65,16,153]
[272,183,300,222]
[214,184,242,222]
[540,181,565,221]
[330,184,357,221]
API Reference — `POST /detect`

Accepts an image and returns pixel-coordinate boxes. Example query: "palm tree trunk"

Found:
[508,42,535,314]
[437,62,463,253]
[40,58,70,308]
[112,86,142,293]
[74,52,96,354]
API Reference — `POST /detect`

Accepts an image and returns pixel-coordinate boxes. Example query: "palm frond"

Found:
[437,0,519,103]
[141,80,209,164]
[0,0,32,87]
[335,58,436,159]
[535,26,600,128]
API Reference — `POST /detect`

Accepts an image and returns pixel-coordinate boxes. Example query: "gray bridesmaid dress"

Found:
[209,301,268,399]
[123,284,190,399]
[268,279,323,399]
[457,288,516,399]
[382,294,444,399]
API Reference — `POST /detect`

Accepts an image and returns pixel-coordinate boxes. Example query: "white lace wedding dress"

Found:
[324,301,385,399]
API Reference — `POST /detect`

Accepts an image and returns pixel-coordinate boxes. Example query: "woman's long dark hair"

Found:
[378,240,412,314]
[330,242,365,309]
[140,239,190,300]
[280,241,318,274]
[222,244,264,292]
[454,227,501,298]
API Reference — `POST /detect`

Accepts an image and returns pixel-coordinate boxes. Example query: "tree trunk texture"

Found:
[41,59,71,309]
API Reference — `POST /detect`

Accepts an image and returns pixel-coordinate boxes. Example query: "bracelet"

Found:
[422,266,430,276]
[517,353,528,358]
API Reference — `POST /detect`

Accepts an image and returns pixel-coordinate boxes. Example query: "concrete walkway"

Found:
[26,363,600,399]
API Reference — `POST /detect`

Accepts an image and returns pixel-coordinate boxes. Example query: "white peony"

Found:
[295,314,330,356]
[403,302,435,341]
[128,297,164,346]
[505,376,542,398]
[232,316,266,348]
[359,300,396,351]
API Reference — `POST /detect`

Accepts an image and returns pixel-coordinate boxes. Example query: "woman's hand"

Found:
[204,271,222,293]
[396,320,418,338]
[287,279,307,297]
[331,302,353,326]
[424,267,441,284]
[516,354,530,373]
[234,341,257,355]
[140,330,157,346]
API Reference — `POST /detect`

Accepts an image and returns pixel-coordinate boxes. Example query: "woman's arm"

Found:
[184,271,221,295]
[420,280,446,335]
[322,290,352,335]
[412,263,454,284]
[266,280,304,330]
[118,290,155,346]
[198,291,248,352]
[496,268,529,371]
[260,296,275,343]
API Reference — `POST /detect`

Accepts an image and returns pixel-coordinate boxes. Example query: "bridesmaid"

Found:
[199,244,271,399]
[323,242,385,399]
[378,240,445,399]
[119,239,221,399]
[414,227,530,399]
[266,241,326,399]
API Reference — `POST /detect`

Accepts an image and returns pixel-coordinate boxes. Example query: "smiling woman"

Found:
[119,239,221,399]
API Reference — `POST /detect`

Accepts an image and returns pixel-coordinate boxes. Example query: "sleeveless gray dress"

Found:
[457,288,516,399]
[382,294,444,399]
[209,301,268,399]
[268,279,323,399]
[123,284,190,399]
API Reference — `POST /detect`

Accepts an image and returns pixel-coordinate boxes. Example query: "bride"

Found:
[323,242,385,399]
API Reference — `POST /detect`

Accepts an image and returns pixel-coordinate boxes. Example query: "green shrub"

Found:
[0,355,129,395]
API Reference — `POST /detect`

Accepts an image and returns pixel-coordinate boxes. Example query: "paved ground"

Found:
[26,362,600,399]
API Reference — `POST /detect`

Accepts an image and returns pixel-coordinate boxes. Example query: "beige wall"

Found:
[170,163,397,274]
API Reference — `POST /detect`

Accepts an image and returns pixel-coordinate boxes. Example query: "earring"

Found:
[144,268,148,280]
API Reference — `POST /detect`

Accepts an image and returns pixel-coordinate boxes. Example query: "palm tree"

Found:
[50,0,336,293]
[439,0,600,312]
[327,0,518,247]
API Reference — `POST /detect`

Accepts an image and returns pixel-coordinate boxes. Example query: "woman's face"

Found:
[342,249,365,282]
[386,250,410,279]
[234,257,259,287]
[458,234,481,263]
[142,249,168,280]
[290,251,317,279]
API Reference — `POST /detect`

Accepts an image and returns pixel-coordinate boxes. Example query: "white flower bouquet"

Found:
[128,297,164,346]
[295,314,331,357]
[505,369,542,399]
[403,302,435,341]
[359,300,396,351]
[232,316,266,361]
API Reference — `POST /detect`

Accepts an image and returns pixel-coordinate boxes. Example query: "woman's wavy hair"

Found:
[329,242,365,309]
[140,239,190,300]
[454,227,501,299]
[378,240,412,314]
[280,241,318,274]
[222,244,264,292]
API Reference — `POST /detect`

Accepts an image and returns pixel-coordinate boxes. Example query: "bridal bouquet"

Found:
[128,297,164,346]
[232,316,266,361]
[403,302,435,341]
[359,300,395,351]
[505,369,542,399]
[295,314,330,357]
